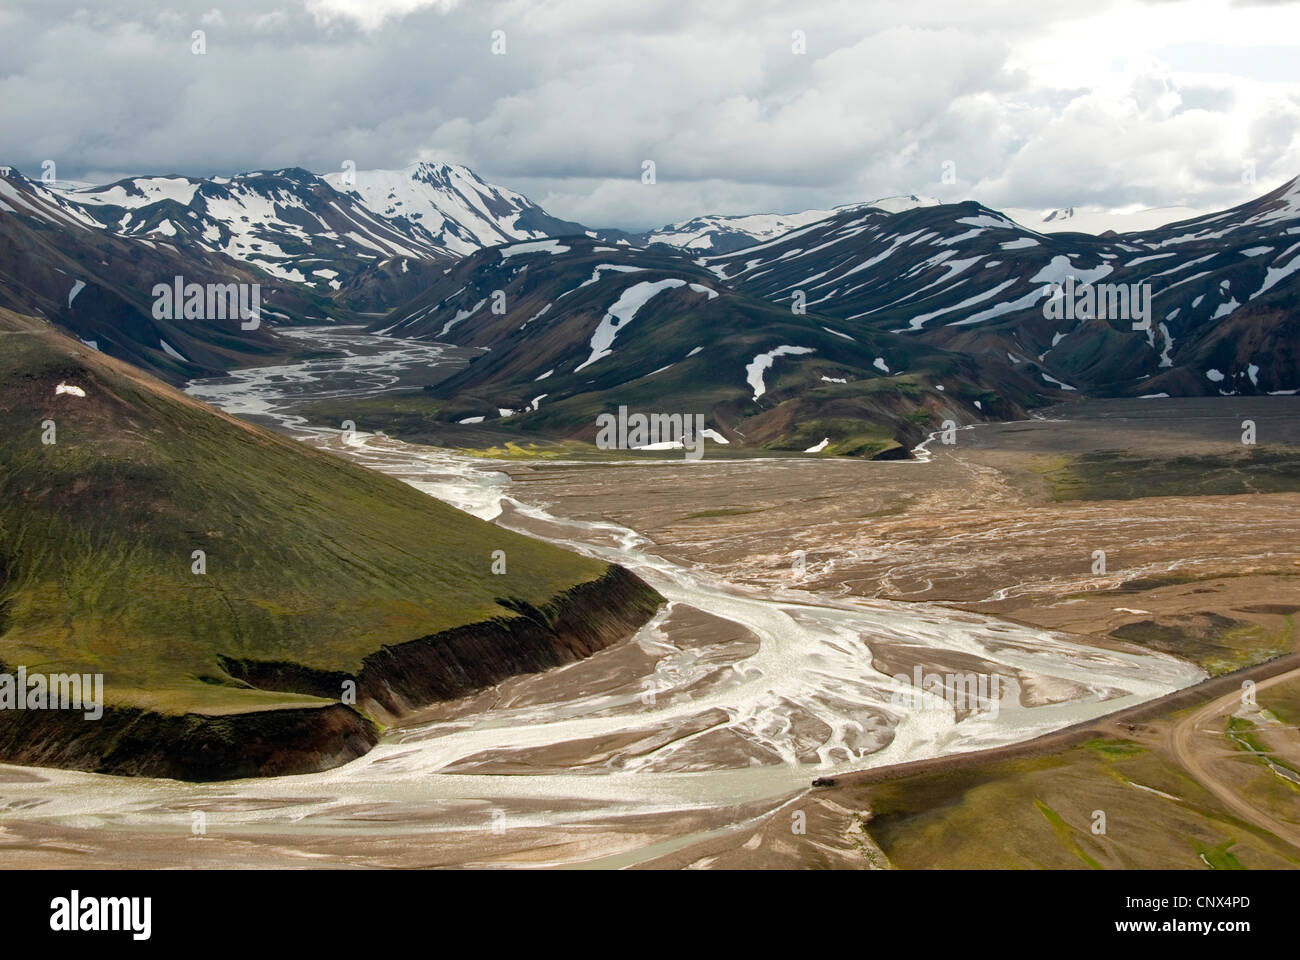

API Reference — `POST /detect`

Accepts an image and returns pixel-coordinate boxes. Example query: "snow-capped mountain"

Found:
[639,210,841,254]
[67,167,450,292]
[0,168,105,231]
[10,148,1300,413]
[56,161,605,307]
[359,175,1300,449]
[0,167,317,381]
[365,234,1039,455]
[864,195,943,215]
[638,195,939,254]
[703,177,1300,397]
[1002,203,1209,235]
[323,161,592,257]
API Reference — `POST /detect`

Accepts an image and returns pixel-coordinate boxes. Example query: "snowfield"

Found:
[575,280,713,372]
[746,345,816,400]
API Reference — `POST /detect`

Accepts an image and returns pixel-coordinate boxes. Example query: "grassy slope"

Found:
[852,671,1300,869]
[857,730,1300,869]
[1043,448,1300,501]
[833,649,1300,869]
[0,309,614,717]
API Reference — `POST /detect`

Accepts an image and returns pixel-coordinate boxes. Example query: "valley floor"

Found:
[492,397,1300,868]
[1,386,1295,869]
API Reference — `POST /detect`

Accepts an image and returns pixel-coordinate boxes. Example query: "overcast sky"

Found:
[2,0,1298,229]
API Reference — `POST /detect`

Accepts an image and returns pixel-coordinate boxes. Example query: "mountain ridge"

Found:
[7,155,1299,430]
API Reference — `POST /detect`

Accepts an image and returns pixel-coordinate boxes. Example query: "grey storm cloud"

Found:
[1,0,1297,228]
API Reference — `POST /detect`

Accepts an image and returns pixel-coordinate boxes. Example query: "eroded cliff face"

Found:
[223,565,664,722]
[0,565,663,781]
[359,564,665,720]
[0,702,380,781]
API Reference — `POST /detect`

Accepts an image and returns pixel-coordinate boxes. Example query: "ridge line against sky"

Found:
[1,0,1298,230]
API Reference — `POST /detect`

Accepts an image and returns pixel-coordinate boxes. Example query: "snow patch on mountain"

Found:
[75,176,200,209]
[746,345,816,400]
[563,263,645,298]
[501,239,571,258]
[1002,203,1208,236]
[576,279,695,372]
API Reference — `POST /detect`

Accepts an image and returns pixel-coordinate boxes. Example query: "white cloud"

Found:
[302,0,462,31]
[0,0,1296,227]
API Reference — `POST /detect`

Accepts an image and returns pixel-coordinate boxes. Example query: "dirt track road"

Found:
[1167,667,1300,852]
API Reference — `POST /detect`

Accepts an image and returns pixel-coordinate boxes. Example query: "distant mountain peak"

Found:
[1042,207,1075,223]
[321,161,582,256]
[641,195,944,254]
[863,194,941,214]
